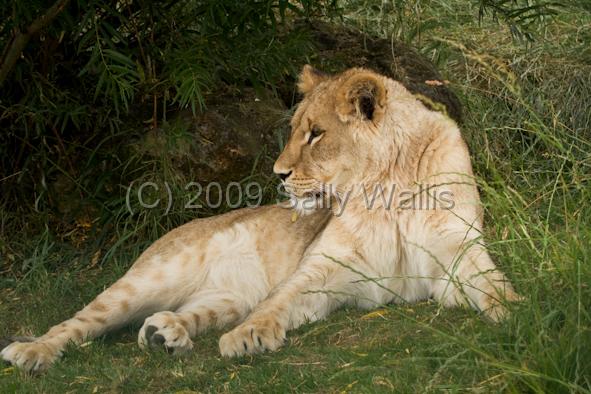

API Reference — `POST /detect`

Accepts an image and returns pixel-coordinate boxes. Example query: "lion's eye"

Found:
[307,127,324,145]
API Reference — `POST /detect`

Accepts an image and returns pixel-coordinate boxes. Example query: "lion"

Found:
[1,66,520,372]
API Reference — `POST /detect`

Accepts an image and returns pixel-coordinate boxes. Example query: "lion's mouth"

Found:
[302,191,324,200]
[285,185,327,201]
[283,185,329,216]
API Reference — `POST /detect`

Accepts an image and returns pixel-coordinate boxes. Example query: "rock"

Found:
[135,22,462,186]
[135,87,287,185]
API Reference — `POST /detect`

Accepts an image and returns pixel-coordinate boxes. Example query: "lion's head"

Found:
[274,65,419,214]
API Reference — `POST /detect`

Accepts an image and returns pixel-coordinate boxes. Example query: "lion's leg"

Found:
[138,289,251,354]
[425,231,520,322]
[219,258,349,357]
[1,260,200,372]
[1,279,140,372]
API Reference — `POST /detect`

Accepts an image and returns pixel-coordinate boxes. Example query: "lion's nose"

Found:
[277,170,292,181]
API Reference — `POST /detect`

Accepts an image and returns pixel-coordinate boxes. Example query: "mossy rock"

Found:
[135,21,462,186]
[134,87,287,185]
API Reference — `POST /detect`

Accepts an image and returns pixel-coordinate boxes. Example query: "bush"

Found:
[0,0,337,232]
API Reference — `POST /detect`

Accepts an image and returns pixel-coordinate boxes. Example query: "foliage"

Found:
[341,0,564,44]
[0,0,337,231]
[0,1,590,391]
[475,0,563,40]
[0,0,570,247]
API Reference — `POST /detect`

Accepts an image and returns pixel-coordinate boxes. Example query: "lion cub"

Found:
[2,66,519,372]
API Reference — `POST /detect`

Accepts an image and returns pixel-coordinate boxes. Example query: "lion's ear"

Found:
[298,65,327,95]
[335,71,386,123]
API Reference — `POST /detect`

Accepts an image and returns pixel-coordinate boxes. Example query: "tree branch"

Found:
[0,0,71,87]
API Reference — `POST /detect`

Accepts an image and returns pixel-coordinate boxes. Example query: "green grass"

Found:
[1,0,591,392]
[0,267,547,392]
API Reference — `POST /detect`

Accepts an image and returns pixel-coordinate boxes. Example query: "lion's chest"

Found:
[350,215,432,306]
[346,221,402,305]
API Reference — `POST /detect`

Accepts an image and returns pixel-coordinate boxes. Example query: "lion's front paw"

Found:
[138,312,193,355]
[219,317,285,358]
[1,341,61,373]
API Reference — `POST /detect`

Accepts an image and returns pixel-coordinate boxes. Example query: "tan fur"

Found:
[2,67,519,372]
